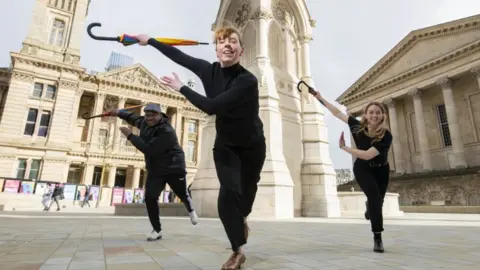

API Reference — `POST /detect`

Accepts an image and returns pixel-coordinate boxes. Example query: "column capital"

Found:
[384,98,396,109]
[408,88,422,100]
[250,6,274,21]
[75,88,84,97]
[436,77,452,90]
[470,66,480,77]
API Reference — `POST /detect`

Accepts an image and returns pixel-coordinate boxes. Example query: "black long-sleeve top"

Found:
[147,38,265,147]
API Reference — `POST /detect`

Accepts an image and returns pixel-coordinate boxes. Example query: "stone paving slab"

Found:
[0,213,478,269]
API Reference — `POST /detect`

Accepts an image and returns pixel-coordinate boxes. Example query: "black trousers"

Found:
[144,173,194,232]
[214,140,266,252]
[353,161,390,233]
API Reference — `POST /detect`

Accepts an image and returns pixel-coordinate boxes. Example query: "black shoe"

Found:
[364,201,370,220]
[373,238,384,253]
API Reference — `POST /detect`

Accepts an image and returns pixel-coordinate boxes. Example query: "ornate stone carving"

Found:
[234,2,252,27]
[211,23,217,31]
[75,88,84,97]
[298,34,313,43]
[60,80,78,89]
[104,67,163,90]
[470,66,480,76]
[309,19,316,28]
[408,88,422,100]
[436,77,451,90]
[384,98,395,108]
[12,71,34,82]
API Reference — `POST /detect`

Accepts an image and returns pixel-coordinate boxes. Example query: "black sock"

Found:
[374,232,382,240]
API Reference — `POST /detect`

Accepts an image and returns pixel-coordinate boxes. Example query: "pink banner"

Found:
[111,187,124,205]
[3,179,20,193]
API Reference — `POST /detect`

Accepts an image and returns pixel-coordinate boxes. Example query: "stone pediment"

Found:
[97,63,167,91]
[337,14,480,103]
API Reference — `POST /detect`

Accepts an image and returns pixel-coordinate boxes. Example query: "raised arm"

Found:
[127,126,177,157]
[117,110,144,129]
[178,75,256,116]
[147,38,212,79]
[314,93,349,123]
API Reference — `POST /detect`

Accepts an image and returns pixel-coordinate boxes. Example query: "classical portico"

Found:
[190,0,340,218]
[338,14,480,173]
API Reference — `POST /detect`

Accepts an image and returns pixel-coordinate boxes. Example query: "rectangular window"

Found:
[46,85,56,99]
[29,159,41,180]
[437,104,452,147]
[49,19,66,46]
[188,120,197,133]
[186,140,196,162]
[67,166,82,184]
[38,111,51,137]
[16,159,27,179]
[33,83,43,97]
[24,108,38,136]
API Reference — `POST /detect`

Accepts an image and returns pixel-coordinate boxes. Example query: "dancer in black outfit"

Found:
[312,91,392,253]
[109,104,198,241]
[134,27,266,269]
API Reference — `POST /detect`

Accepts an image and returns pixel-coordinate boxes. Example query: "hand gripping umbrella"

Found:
[87,22,209,46]
[296,80,325,106]
[82,104,146,120]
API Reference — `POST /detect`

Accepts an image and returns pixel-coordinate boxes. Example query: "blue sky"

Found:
[1,0,480,169]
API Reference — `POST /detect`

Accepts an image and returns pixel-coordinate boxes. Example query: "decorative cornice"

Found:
[11,52,85,76]
[340,40,480,104]
[12,71,35,82]
[59,79,79,90]
[338,17,480,104]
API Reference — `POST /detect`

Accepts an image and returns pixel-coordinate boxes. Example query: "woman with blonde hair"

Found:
[312,90,392,253]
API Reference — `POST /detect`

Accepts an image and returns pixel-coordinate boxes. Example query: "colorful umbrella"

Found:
[82,104,146,120]
[297,80,325,106]
[87,23,209,46]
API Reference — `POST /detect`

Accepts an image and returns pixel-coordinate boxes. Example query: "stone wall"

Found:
[338,167,480,206]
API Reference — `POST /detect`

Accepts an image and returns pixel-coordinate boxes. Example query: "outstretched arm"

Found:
[117,110,144,129]
[147,38,211,80]
[314,93,349,123]
[179,75,256,116]
[127,128,176,157]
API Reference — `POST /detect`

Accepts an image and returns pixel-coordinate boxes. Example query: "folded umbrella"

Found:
[87,22,209,46]
[82,104,146,120]
[297,80,325,106]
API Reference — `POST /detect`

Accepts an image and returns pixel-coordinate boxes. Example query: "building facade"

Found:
[337,14,480,174]
[0,0,206,190]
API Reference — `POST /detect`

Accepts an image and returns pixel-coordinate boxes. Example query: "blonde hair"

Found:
[213,26,243,47]
[355,101,389,143]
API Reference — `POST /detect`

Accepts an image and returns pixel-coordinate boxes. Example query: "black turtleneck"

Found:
[147,38,264,147]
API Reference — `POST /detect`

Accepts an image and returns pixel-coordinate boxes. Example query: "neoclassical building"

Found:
[0,0,206,190]
[337,14,480,174]
[191,0,341,218]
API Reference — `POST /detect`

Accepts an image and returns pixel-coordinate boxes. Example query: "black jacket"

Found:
[117,110,186,176]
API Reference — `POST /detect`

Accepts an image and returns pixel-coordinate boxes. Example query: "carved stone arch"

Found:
[271,0,310,37]
[240,20,257,68]
[267,20,285,69]
[220,0,252,30]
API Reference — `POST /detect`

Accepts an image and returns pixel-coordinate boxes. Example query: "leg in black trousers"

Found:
[353,162,390,252]
[144,175,167,233]
[165,174,198,225]
[214,141,266,269]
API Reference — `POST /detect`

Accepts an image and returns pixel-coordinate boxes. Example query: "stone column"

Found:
[131,166,141,189]
[83,163,95,185]
[87,92,105,146]
[182,117,190,150]
[190,115,220,217]
[384,98,405,173]
[471,66,480,87]
[299,33,340,217]
[408,88,432,171]
[113,97,126,152]
[174,108,183,140]
[436,77,467,168]
[69,88,84,139]
[107,165,116,187]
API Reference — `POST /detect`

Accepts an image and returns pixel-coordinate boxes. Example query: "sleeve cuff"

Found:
[127,133,133,140]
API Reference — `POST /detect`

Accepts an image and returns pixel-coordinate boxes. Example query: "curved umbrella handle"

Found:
[297,80,325,106]
[87,22,120,42]
[82,112,111,120]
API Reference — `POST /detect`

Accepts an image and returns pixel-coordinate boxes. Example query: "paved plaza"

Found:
[0,212,479,270]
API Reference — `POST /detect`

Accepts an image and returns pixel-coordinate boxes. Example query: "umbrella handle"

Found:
[87,22,120,42]
[297,80,325,106]
[81,104,146,120]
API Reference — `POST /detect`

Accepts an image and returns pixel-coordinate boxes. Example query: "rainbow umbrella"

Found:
[87,22,209,46]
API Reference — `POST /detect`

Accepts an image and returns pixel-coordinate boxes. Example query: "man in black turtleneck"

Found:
[134,28,266,270]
